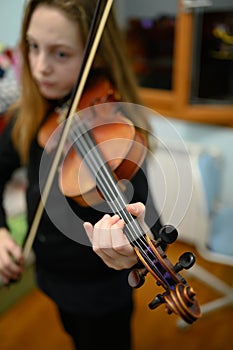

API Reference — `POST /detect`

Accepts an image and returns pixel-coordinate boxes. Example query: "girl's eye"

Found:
[55,51,69,60]
[28,42,39,52]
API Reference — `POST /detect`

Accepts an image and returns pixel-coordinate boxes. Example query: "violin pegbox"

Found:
[128,225,201,324]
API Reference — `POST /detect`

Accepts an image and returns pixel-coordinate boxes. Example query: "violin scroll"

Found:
[128,225,201,324]
[149,283,199,324]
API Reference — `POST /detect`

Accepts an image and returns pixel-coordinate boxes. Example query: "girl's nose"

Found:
[37,52,52,74]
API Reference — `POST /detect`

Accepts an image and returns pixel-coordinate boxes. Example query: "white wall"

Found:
[0,0,25,47]
[149,116,233,209]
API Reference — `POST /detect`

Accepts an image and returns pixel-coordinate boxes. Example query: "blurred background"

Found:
[0,1,232,349]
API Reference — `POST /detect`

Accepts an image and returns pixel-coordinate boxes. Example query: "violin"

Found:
[22,0,201,324]
[38,74,148,207]
[36,75,201,324]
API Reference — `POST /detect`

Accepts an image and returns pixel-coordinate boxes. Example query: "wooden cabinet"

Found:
[119,0,233,126]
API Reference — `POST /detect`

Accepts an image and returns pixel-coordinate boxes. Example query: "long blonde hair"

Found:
[11,0,147,164]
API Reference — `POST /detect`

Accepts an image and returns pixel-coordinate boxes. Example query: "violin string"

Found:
[69,123,131,221]
[68,119,157,261]
[69,120,141,240]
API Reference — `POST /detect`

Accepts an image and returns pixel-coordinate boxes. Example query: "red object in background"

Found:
[0,115,6,133]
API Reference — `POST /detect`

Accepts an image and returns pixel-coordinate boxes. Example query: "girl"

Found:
[0,1,162,349]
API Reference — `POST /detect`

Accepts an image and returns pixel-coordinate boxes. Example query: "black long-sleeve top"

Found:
[0,116,163,316]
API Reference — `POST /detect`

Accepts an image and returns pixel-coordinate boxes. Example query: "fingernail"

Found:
[131,204,137,212]
[103,214,110,219]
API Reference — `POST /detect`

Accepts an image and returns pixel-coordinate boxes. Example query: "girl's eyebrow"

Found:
[26,34,77,51]
[26,33,33,41]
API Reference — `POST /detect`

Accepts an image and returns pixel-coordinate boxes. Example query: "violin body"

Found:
[60,114,147,206]
[38,75,148,206]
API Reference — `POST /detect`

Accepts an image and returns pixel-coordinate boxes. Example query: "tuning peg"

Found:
[149,293,165,310]
[159,225,178,244]
[174,252,196,273]
[128,267,148,288]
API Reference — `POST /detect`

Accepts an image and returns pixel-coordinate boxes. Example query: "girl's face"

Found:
[27,5,84,100]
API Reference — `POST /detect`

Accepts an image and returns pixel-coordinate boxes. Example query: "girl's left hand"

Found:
[83,202,147,270]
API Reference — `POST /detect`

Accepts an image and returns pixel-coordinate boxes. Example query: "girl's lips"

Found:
[39,81,54,88]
